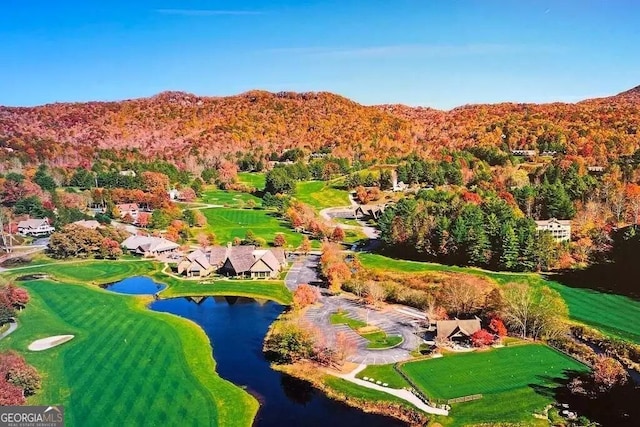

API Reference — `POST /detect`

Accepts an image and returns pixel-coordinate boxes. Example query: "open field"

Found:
[201,207,303,248]
[359,253,640,343]
[237,172,266,190]
[200,186,261,207]
[401,345,588,426]
[294,181,350,210]
[0,280,257,427]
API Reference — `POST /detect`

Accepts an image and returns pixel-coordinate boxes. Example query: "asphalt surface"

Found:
[304,296,422,364]
[284,254,322,292]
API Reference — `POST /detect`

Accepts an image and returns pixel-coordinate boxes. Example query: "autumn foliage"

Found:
[293,284,320,309]
[0,351,41,405]
[471,329,495,347]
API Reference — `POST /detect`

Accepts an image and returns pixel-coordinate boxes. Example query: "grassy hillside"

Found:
[359,253,640,343]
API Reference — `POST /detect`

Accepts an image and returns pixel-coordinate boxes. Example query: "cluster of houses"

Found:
[177,243,286,279]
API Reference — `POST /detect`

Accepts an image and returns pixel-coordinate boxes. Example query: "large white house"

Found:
[17,218,55,237]
[535,218,571,242]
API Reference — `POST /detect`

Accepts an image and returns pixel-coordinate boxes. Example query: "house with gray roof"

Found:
[177,249,213,277]
[214,244,286,279]
[17,218,55,237]
[121,235,179,256]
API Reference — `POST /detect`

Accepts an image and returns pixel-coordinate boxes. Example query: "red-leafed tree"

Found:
[471,329,494,347]
[489,318,508,338]
[4,284,29,309]
[100,238,122,259]
[331,227,345,242]
[273,233,287,247]
[136,211,151,227]
[592,356,628,392]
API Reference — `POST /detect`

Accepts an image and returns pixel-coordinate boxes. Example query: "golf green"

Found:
[202,207,302,247]
[0,280,257,427]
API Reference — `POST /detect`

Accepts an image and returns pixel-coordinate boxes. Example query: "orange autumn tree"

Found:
[320,241,351,294]
[293,284,320,309]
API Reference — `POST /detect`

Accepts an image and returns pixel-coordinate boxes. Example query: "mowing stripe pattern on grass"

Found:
[0,280,257,427]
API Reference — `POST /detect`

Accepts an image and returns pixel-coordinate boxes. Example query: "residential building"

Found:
[177,249,214,277]
[121,235,179,256]
[436,318,481,343]
[116,203,139,220]
[354,205,387,220]
[119,170,137,177]
[17,218,55,237]
[197,244,287,279]
[535,218,571,242]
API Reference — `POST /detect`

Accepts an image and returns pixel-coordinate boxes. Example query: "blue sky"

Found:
[1,0,639,109]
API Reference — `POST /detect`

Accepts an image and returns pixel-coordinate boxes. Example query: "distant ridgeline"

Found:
[0,85,638,168]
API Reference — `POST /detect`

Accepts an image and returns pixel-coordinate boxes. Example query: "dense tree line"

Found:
[378,189,558,271]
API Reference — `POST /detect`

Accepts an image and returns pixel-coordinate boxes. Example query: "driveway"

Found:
[304,296,423,364]
[284,254,322,292]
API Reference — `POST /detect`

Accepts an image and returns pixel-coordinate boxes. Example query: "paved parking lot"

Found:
[285,254,322,292]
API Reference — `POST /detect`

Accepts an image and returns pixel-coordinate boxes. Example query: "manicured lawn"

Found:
[359,253,640,344]
[330,310,367,329]
[323,376,412,408]
[238,172,266,190]
[0,280,257,427]
[5,259,292,305]
[201,207,303,248]
[294,181,350,210]
[356,364,410,389]
[400,345,588,425]
[200,186,261,207]
[157,277,292,305]
[361,332,403,349]
[8,259,157,284]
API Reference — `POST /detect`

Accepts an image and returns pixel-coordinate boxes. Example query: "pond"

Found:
[102,276,166,295]
[149,296,406,427]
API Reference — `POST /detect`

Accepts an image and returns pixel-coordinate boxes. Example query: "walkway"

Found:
[0,321,18,340]
[335,364,449,416]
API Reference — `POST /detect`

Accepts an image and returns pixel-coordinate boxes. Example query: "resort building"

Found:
[177,249,214,277]
[121,235,179,256]
[17,218,55,237]
[436,318,481,344]
[535,218,571,242]
[179,244,287,279]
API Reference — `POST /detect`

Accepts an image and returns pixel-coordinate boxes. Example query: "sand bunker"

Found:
[28,335,74,351]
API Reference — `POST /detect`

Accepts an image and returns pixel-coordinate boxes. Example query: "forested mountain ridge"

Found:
[0,86,638,168]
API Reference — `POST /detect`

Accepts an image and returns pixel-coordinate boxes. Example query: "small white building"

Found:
[511,149,537,157]
[17,218,55,237]
[168,189,180,200]
[535,218,571,242]
[119,170,137,177]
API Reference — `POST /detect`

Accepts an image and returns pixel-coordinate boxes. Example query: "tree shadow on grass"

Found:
[530,370,640,427]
